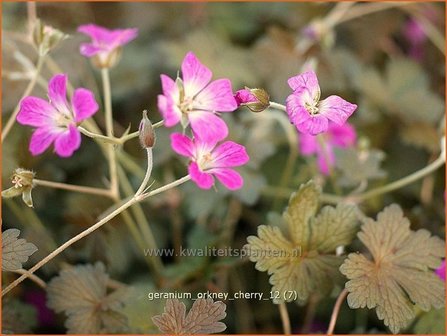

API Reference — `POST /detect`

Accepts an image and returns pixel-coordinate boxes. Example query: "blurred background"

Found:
[2,2,445,334]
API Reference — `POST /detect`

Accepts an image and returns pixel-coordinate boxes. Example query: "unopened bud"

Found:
[139,110,156,149]
[234,87,270,113]
[32,20,68,57]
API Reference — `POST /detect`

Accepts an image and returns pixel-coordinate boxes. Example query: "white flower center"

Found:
[197,152,214,171]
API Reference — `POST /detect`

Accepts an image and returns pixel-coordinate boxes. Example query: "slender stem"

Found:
[11,269,46,289]
[135,149,153,195]
[2,56,45,141]
[265,102,299,210]
[301,294,319,333]
[327,289,348,335]
[2,175,191,297]
[269,101,286,112]
[27,1,37,35]
[33,179,111,197]
[119,120,164,143]
[101,68,119,199]
[140,175,191,201]
[348,150,445,203]
[278,302,291,335]
[78,126,121,145]
[337,2,412,25]
[116,164,164,274]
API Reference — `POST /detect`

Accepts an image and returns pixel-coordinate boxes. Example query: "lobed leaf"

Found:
[152,298,226,335]
[2,228,38,271]
[340,204,445,334]
[246,180,360,303]
[46,262,129,333]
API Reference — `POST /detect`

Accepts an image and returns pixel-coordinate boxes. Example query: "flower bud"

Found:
[32,20,68,57]
[139,110,156,149]
[2,168,35,207]
[234,87,270,113]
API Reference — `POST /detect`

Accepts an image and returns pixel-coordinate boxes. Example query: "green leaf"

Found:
[46,262,129,334]
[2,228,38,271]
[340,204,445,334]
[245,180,359,303]
[335,147,386,187]
[413,308,445,334]
[152,298,227,335]
[2,298,37,334]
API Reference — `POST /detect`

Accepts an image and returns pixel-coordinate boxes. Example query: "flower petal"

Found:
[296,114,329,135]
[48,74,70,114]
[17,97,58,127]
[158,95,181,127]
[29,127,59,156]
[234,89,258,106]
[209,168,243,190]
[194,79,237,112]
[188,162,214,189]
[316,142,335,176]
[170,133,195,158]
[318,95,357,125]
[212,141,249,167]
[299,133,318,155]
[54,124,81,157]
[79,43,103,57]
[181,52,212,97]
[328,122,357,148]
[72,88,99,122]
[287,71,320,98]
[78,24,111,42]
[286,92,312,125]
[188,112,228,143]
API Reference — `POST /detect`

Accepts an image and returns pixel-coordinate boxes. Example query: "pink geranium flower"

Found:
[158,52,237,142]
[78,24,138,68]
[17,74,99,157]
[300,122,356,175]
[286,71,357,135]
[170,132,249,190]
[435,260,445,281]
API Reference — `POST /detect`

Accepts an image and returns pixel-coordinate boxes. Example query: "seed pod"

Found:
[139,110,156,148]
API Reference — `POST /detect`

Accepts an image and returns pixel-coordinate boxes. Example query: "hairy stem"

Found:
[33,179,111,197]
[101,68,119,199]
[278,302,291,335]
[2,174,190,297]
[327,289,348,335]
[2,56,45,141]
[11,268,46,289]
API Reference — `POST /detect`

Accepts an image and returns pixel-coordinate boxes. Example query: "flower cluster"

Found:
[16,22,360,191]
[158,52,250,190]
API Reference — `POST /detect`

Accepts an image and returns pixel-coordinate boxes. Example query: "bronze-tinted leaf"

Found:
[152,298,227,335]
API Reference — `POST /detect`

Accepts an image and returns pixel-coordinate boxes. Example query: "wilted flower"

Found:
[158,52,237,142]
[286,71,357,135]
[300,122,356,175]
[78,24,138,68]
[32,20,68,56]
[17,74,99,157]
[2,168,35,207]
[234,87,270,112]
[170,132,249,190]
